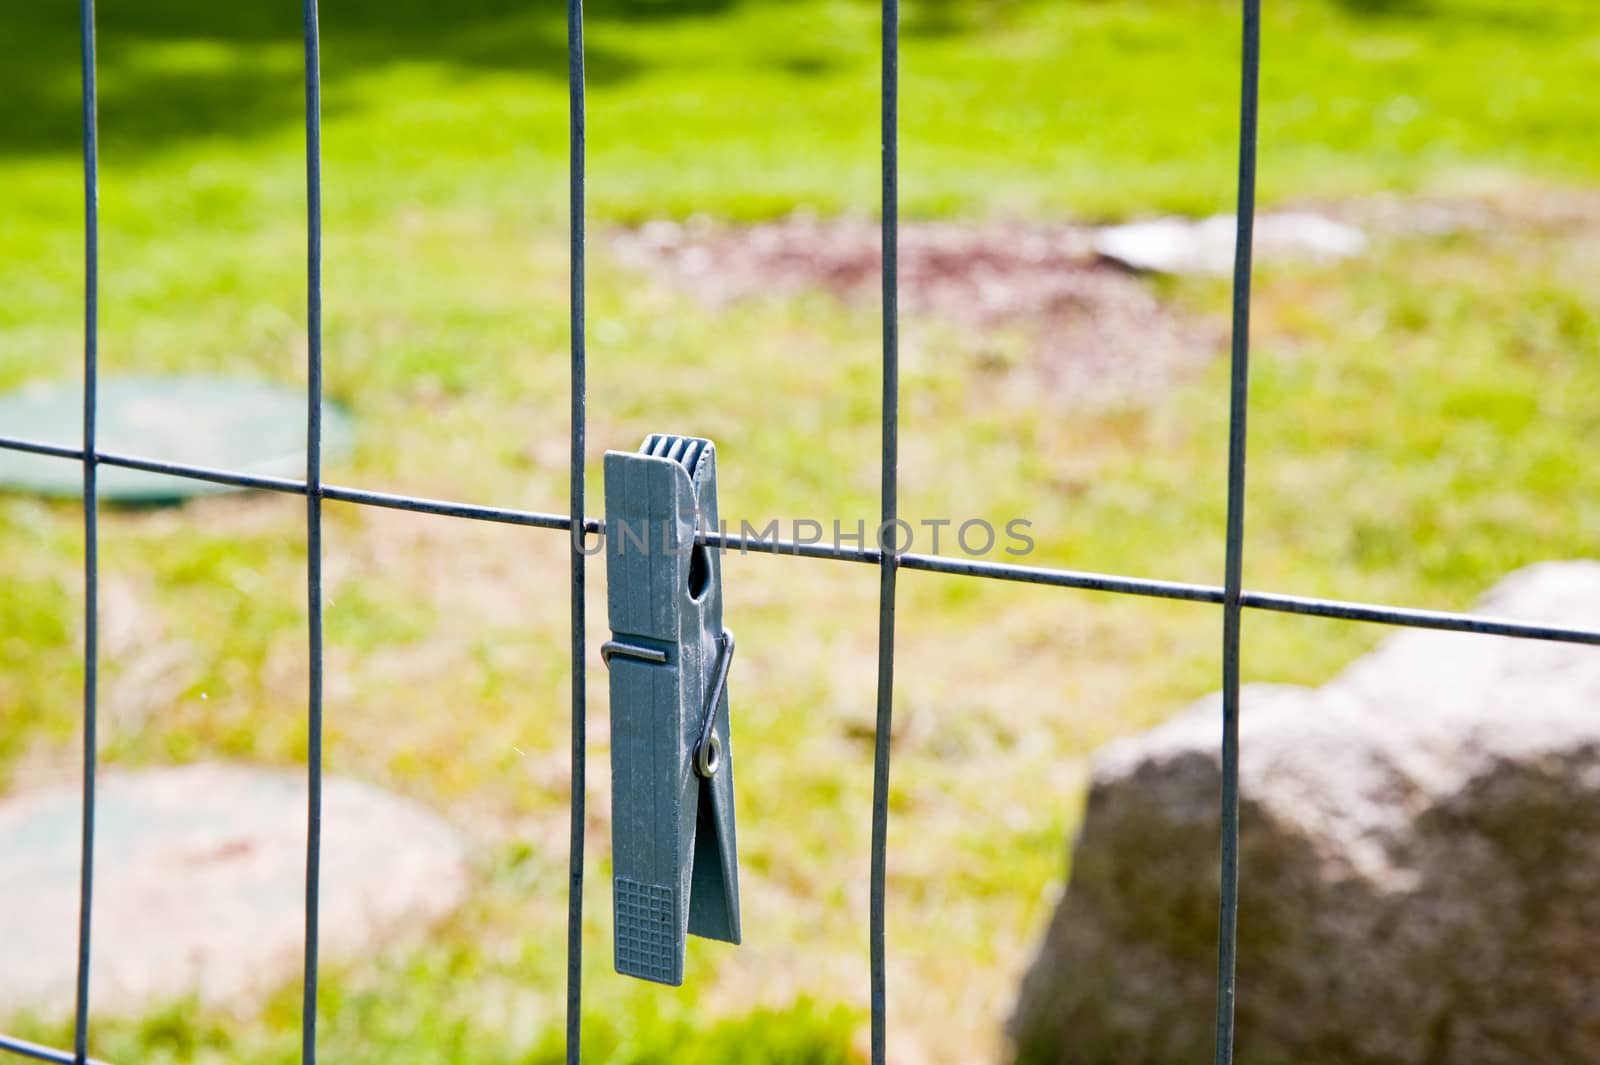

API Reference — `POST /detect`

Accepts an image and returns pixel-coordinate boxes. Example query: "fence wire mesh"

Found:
[3,2,1600,1065]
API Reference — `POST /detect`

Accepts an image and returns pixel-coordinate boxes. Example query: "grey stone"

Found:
[1,763,468,1017]
[1011,561,1600,1065]
[0,376,355,502]
[1094,212,1367,276]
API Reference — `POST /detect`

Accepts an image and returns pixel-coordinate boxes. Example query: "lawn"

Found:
[1,0,1598,1062]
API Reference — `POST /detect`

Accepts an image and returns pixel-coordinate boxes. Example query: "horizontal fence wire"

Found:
[3,2,1595,1064]
[2,432,1597,647]
[0,1033,108,1065]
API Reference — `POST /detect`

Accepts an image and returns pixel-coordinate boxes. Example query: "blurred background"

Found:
[1,0,1597,1062]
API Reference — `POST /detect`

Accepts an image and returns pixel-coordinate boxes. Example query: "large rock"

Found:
[0,763,468,1017]
[1011,562,1600,1065]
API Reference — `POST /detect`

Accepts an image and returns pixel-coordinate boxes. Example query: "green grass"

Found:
[2,0,1599,1062]
[2,0,1599,228]
[13,984,854,1065]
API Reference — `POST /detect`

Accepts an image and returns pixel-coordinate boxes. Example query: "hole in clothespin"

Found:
[687,543,711,602]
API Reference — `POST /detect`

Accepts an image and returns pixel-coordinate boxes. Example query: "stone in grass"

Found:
[0,376,355,503]
[0,763,467,1017]
[1010,561,1600,1065]
[1094,212,1366,276]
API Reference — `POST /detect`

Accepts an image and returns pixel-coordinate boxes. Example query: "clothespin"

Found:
[601,434,740,986]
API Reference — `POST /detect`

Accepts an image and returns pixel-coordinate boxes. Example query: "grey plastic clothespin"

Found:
[601,434,740,986]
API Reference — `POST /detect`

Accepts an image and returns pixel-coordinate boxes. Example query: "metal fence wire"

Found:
[3,2,1600,1065]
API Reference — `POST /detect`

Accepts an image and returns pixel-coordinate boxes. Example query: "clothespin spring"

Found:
[694,629,735,779]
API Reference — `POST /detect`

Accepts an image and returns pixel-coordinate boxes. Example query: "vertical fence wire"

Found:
[565,0,588,1060]
[868,0,900,1062]
[1212,2,1261,1063]
[72,3,99,1063]
[300,2,326,1063]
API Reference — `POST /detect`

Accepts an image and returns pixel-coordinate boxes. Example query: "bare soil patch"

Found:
[610,215,1223,402]
[1319,188,1600,237]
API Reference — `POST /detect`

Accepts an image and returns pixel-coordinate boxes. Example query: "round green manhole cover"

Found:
[0,376,355,502]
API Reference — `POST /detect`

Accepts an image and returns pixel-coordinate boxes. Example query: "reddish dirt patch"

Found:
[610,215,1222,401]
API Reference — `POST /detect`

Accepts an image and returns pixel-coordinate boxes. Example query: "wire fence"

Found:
[3,2,1599,1065]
